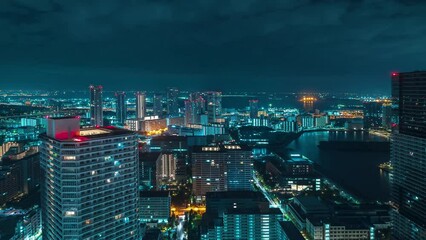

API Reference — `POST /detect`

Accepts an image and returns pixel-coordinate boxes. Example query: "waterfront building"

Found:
[40,117,139,239]
[363,101,383,129]
[89,85,103,126]
[192,145,253,199]
[391,71,426,239]
[297,114,314,129]
[136,92,146,119]
[115,91,126,126]
[139,191,171,223]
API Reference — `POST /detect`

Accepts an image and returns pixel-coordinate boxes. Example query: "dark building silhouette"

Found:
[391,71,426,239]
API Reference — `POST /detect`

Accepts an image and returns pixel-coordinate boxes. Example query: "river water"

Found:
[287,131,390,202]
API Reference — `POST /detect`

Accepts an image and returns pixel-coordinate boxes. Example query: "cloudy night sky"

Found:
[0,0,425,93]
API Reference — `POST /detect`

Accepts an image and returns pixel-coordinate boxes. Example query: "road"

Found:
[253,173,286,214]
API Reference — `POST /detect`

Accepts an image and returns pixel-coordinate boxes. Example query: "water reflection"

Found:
[287,131,390,202]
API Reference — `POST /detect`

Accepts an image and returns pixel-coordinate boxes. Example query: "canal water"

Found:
[287,131,390,202]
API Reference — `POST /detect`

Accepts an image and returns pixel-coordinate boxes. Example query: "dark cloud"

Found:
[0,0,425,93]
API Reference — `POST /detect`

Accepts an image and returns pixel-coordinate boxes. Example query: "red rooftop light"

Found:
[392,72,398,76]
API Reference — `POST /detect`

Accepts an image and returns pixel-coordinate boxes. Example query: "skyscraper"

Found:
[40,117,140,239]
[115,91,126,126]
[391,71,426,239]
[249,99,259,118]
[204,91,222,123]
[363,101,383,129]
[89,85,103,126]
[167,87,179,117]
[192,145,253,199]
[185,92,205,126]
[153,93,163,117]
[135,92,146,119]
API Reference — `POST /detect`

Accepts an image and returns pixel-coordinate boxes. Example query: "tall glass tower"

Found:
[115,92,126,126]
[135,92,146,119]
[90,85,103,126]
[391,71,426,239]
[40,117,139,239]
[167,87,179,117]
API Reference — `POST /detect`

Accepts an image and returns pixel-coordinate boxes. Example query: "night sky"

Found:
[1,0,425,93]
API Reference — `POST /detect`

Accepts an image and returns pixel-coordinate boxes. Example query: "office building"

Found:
[115,92,126,126]
[287,196,379,240]
[40,117,139,239]
[192,145,253,199]
[139,191,171,223]
[200,191,283,240]
[391,71,426,239]
[382,102,392,129]
[167,88,179,117]
[363,101,383,129]
[139,152,160,190]
[205,91,222,123]
[136,92,146,119]
[89,85,103,126]
[0,147,40,206]
[153,93,163,117]
[185,92,205,126]
[156,153,176,189]
[249,99,259,118]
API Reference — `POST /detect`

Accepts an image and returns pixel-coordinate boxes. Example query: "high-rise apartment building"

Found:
[135,92,146,119]
[204,92,222,123]
[167,88,179,117]
[115,92,126,126]
[153,93,163,117]
[249,99,259,118]
[391,71,426,239]
[185,92,205,126]
[192,145,253,199]
[90,85,103,126]
[40,117,139,239]
[363,101,383,129]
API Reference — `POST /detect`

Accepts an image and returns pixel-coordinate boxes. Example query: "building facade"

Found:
[391,71,426,239]
[192,145,253,199]
[40,117,139,239]
[115,92,126,126]
[135,92,146,119]
[89,85,103,126]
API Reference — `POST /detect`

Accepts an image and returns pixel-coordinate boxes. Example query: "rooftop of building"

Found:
[205,191,264,200]
[42,117,134,142]
[287,153,312,164]
[278,221,305,240]
[139,191,170,198]
[192,144,251,153]
[226,207,282,215]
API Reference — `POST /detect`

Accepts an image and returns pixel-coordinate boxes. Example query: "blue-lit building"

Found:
[192,145,253,199]
[40,117,140,239]
[200,191,283,240]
